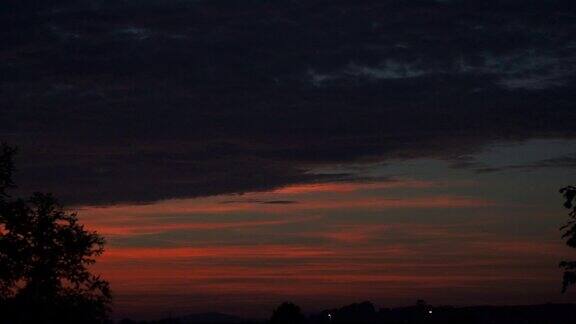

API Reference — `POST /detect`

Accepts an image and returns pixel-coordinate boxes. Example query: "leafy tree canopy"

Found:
[0,143,111,323]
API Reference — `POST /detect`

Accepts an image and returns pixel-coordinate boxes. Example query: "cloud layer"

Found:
[78,177,575,318]
[2,0,576,204]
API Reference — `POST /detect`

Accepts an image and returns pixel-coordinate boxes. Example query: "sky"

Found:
[2,0,576,320]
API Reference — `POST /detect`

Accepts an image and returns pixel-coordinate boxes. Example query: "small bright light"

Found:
[428,310,433,314]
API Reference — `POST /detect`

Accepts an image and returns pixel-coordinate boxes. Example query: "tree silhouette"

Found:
[0,143,111,323]
[270,302,306,324]
[559,186,576,292]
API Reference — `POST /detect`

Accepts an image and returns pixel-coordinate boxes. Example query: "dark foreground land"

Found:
[119,302,576,324]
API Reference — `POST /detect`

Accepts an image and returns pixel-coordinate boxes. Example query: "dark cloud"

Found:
[219,199,299,205]
[260,200,298,205]
[2,0,576,204]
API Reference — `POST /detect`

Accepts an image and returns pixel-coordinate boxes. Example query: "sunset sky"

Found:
[2,0,576,320]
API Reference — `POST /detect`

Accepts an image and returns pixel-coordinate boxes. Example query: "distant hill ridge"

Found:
[179,312,243,324]
[120,302,576,324]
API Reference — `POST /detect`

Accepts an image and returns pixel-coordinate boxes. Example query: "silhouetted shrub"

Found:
[559,186,576,292]
[270,302,306,324]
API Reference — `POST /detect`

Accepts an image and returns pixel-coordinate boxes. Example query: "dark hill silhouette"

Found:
[120,312,246,324]
[180,312,244,323]
[416,303,576,324]
[122,302,576,324]
[312,301,378,324]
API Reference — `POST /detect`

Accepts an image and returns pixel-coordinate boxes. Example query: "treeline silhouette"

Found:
[119,300,576,324]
